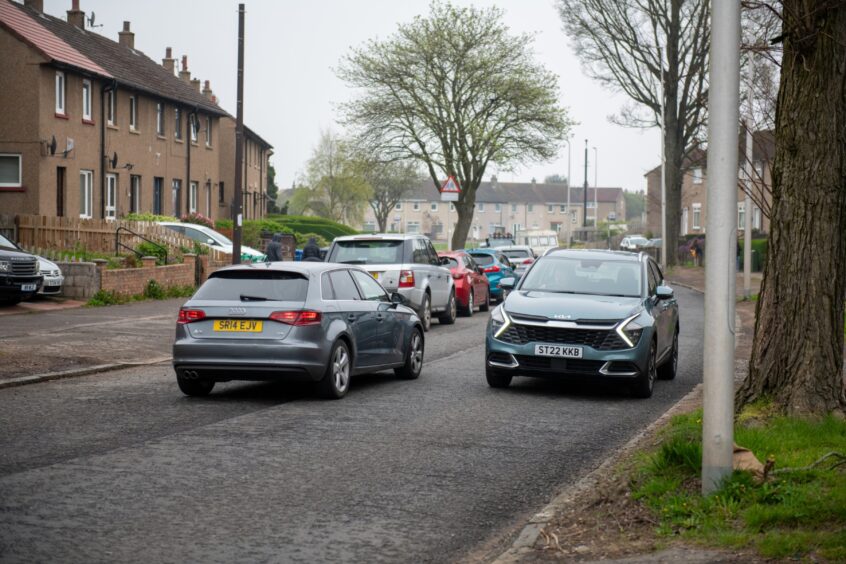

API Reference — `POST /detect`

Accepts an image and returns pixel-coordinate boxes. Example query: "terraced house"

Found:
[0,0,272,222]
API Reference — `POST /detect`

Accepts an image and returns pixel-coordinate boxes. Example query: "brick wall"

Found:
[55,261,99,299]
[97,254,197,296]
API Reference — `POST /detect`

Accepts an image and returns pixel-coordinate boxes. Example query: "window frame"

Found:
[55,71,65,115]
[190,114,199,143]
[0,154,23,188]
[205,116,212,146]
[692,203,702,230]
[129,95,137,130]
[737,202,746,230]
[692,167,704,184]
[105,173,117,220]
[107,89,116,126]
[412,201,420,212]
[430,202,438,212]
[82,79,92,121]
[174,107,183,140]
[130,174,141,213]
[327,269,362,301]
[79,169,93,218]
[156,102,165,136]
[189,181,198,213]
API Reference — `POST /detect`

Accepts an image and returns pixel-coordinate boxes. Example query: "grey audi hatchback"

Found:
[173,262,425,399]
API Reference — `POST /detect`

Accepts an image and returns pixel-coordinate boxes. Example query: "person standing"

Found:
[301,237,322,262]
[265,233,284,262]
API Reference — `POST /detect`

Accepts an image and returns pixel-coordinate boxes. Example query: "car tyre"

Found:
[319,340,352,399]
[420,294,432,332]
[438,291,457,325]
[461,289,475,317]
[486,366,513,388]
[658,328,679,381]
[631,339,657,398]
[176,372,215,397]
[479,288,490,312]
[0,296,22,306]
[395,328,424,380]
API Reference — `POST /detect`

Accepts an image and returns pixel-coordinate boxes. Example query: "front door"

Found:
[105,174,117,220]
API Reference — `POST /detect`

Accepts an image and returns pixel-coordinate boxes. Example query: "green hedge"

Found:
[214,215,356,247]
[266,214,357,241]
[737,238,768,271]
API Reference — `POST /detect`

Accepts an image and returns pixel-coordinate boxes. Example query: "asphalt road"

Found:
[0,287,703,563]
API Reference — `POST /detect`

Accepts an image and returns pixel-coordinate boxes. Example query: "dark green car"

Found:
[485,249,679,398]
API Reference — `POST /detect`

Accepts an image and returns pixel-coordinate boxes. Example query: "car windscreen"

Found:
[470,253,495,266]
[519,257,642,298]
[328,240,404,265]
[194,270,308,301]
[502,250,531,259]
[0,234,18,251]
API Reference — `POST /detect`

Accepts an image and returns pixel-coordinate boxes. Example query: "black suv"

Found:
[0,236,42,305]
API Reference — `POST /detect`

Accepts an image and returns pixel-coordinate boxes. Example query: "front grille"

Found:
[498,323,633,350]
[11,259,37,276]
[514,355,605,374]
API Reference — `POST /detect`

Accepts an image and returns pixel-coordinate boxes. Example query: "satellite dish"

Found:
[49,135,57,156]
[86,12,102,28]
[110,152,118,168]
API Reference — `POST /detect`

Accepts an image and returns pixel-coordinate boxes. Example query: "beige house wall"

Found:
[218,117,271,221]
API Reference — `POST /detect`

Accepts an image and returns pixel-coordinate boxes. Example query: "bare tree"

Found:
[557,0,709,265]
[338,2,572,249]
[363,159,422,232]
[737,0,846,415]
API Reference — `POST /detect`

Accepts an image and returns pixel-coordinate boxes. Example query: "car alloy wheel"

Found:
[320,341,351,399]
[632,340,657,398]
[395,328,424,380]
[439,291,456,325]
[421,294,432,331]
[658,329,679,381]
[465,289,474,317]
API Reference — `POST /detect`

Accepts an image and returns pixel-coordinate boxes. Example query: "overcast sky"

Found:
[43,0,660,193]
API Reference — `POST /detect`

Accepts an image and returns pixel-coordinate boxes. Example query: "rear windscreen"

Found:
[328,240,404,265]
[443,257,459,268]
[470,254,495,266]
[194,270,308,301]
[502,250,530,259]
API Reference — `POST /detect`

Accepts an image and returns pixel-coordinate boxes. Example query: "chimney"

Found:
[191,78,201,92]
[162,47,175,74]
[202,80,214,101]
[118,21,134,49]
[179,55,191,83]
[67,0,85,29]
[24,0,44,12]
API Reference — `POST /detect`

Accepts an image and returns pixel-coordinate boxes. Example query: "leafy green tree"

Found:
[543,174,569,185]
[361,159,422,233]
[338,1,572,249]
[266,163,280,214]
[623,190,645,221]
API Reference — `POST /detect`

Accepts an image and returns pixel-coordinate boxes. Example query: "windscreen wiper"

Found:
[239,294,270,301]
[340,260,367,265]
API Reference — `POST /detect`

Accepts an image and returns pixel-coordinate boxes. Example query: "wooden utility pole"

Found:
[232,3,245,264]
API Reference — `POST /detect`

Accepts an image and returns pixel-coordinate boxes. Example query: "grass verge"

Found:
[631,405,846,560]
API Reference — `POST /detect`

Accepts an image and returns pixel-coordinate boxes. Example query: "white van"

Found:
[514,229,559,254]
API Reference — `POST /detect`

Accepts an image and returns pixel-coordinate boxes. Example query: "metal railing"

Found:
[115,226,168,264]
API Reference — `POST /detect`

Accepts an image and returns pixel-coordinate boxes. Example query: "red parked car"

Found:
[437,251,491,317]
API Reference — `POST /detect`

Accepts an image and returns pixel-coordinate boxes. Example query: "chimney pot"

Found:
[166,47,172,58]
[181,55,188,71]
[122,21,130,31]
[118,20,134,49]
[72,0,79,9]
[24,0,44,12]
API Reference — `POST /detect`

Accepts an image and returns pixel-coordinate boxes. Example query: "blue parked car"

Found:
[485,249,679,398]
[466,249,517,303]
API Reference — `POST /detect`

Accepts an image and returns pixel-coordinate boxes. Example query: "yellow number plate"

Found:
[213,319,263,332]
[370,272,380,280]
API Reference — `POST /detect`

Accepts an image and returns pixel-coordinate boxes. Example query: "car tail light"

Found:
[269,310,322,326]
[523,258,534,264]
[484,265,500,273]
[399,270,415,288]
[178,309,206,324]
[452,271,464,280]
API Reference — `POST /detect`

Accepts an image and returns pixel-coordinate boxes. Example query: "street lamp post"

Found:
[565,137,572,247]
[583,140,589,230]
[593,145,599,233]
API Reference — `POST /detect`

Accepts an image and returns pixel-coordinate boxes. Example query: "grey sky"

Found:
[43,0,659,194]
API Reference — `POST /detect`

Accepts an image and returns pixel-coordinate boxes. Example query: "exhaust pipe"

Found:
[181,370,199,379]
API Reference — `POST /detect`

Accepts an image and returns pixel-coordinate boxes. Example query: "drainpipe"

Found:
[100,79,117,219]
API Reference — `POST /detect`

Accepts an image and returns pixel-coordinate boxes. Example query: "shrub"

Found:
[136,241,168,265]
[87,290,127,307]
[143,279,165,300]
[181,212,215,229]
[295,232,328,247]
[124,212,178,222]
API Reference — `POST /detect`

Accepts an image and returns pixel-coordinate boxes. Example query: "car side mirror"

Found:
[499,277,516,291]
[656,285,674,300]
[439,256,450,266]
[390,292,407,306]
[207,238,216,245]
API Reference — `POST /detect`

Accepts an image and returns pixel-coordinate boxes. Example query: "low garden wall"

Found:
[55,261,100,299]
[98,255,196,297]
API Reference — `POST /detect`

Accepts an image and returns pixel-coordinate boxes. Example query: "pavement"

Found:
[0,287,705,563]
[668,266,762,297]
[0,295,85,317]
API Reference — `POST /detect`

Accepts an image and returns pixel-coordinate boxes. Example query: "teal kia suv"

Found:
[485,249,679,398]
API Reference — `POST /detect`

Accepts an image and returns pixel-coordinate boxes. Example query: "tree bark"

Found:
[737,2,846,415]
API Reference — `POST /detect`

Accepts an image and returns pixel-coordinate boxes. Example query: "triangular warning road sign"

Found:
[440,176,461,193]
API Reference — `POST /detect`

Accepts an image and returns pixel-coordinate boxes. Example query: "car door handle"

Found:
[347,314,356,322]
[375,313,384,322]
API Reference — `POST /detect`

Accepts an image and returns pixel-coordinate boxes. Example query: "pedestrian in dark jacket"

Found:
[265,233,284,262]
[302,237,322,262]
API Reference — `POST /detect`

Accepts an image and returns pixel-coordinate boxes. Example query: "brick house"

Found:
[359,179,626,242]
[0,0,273,222]
[645,130,774,238]
[218,121,273,221]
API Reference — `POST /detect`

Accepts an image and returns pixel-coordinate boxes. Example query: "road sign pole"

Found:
[702,0,740,495]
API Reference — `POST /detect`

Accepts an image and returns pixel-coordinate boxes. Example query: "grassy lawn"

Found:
[632,406,846,560]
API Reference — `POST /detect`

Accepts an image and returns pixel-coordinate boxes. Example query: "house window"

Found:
[394,202,402,211]
[430,202,438,212]
[753,207,762,230]
[205,116,212,146]
[129,96,137,130]
[412,201,420,211]
[218,181,225,204]
[79,170,93,218]
[189,181,198,213]
[205,181,212,216]
[547,204,554,213]
[406,221,420,233]
[0,154,22,188]
[190,114,198,143]
[156,102,164,136]
[527,204,534,212]
[737,202,746,229]
[172,179,182,216]
[153,177,163,214]
[754,161,765,179]
[105,174,117,220]
[362,221,377,232]
[692,167,703,184]
[560,204,567,212]
[82,80,92,121]
[55,71,65,114]
[174,108,182,139]
[494,203,501,212]
[130,175,141,213]
[477,202,485,212]
[692,203,702,230]
[107,90,116,126]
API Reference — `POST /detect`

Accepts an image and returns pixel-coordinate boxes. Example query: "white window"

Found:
[79,170,93,218]
[560,204,567,212]
[754,161,764,179]
[362,221,377,232]
[0,154,22,187]
[105,174,117,220]
[107,90,116,126]
[570,210,577,224]
[737,202,746,230]
[129,96,137,130]
[547,204,554,213]
[394,202,402,211]
[406,221,420,233]
[130,175,141,213]
[692,167,703,184]
[692,203,702,230]
[494,203,501,212]
[511,203,517,213]
[82,80,92,121]
[174,108,182,139]
[190,115,198,143]
[205,116,212,146]
[478,203,485,212]
[430,202,438,212]
[412,201,420,211]
[156,102,164,135]
[189,181,198,213]
[55,71,65,114]
[753,206,762,230]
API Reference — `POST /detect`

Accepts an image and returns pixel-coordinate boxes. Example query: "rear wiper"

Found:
[239,294,270,301]
[339,260,367,265]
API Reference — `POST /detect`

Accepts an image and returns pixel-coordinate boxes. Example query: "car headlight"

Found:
[490,305,512,338]
[616,313,645,348]
[0,261,9,272]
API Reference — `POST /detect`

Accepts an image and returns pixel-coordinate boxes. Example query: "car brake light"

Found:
[484,265,500,273]
[269,310,322,326]
[452,271,464,280]
[178,309,206,324]
[399,270,415,288]
[523,258,534,264]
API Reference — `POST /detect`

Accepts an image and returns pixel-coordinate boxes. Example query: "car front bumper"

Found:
[0,275,43,298]
[38,274,64,295]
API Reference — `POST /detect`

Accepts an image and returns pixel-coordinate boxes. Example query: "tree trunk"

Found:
[663,121,683,267]
[737,3,846,415]
[450,177,479,250]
